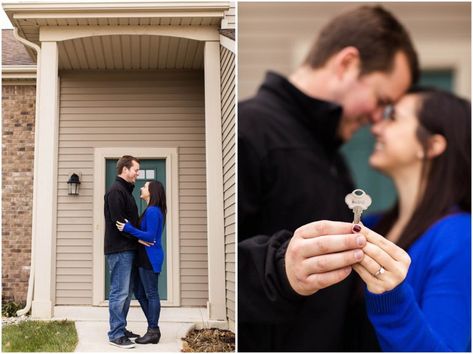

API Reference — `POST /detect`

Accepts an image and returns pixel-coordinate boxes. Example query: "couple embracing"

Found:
[103,155,167,349]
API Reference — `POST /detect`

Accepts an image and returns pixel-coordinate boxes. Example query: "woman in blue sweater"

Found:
[352,88,471,351]
[116,180,166,345]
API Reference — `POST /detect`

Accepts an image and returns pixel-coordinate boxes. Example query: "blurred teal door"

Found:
[341,70,454,213]
[105,159,167,300]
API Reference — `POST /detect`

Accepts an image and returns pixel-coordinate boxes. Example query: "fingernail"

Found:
[352,224,362,233]
[356,235,365,247]
[354,249,363,261]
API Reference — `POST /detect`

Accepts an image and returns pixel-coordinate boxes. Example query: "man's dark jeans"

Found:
[106,250,135,341]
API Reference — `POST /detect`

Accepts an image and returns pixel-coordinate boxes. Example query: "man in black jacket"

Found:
[238,6,420,351]
[104,155,140,349]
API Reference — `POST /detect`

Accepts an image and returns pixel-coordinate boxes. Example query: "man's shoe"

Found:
[124,329,140,339]
[135,327,161,344]
[109,336,135,349]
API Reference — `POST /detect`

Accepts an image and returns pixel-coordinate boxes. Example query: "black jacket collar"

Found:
[259,71,344,151]
[116,176,135,194]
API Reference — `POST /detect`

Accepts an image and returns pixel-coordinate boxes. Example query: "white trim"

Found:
[203,41,226,321]
[4,1,230,12]
[31,41,59,319]
[93,148,180,307]
[40,25,219,42]
[2,65,37,80]
[219,34,234,53]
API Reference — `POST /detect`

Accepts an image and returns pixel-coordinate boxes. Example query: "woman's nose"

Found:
[371,120,385,136]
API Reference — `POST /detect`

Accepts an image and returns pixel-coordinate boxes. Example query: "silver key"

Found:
[345,189,372,224]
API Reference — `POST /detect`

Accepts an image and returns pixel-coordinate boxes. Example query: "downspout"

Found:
[12,27,41,317]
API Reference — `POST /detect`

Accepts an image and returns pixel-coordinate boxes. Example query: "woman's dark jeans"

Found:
[134,267,161,329]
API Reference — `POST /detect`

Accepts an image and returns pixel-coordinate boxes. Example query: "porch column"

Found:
[203,40,226,321]
[31,41,59,319]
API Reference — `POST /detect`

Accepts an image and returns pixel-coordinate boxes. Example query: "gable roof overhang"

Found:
[3,1,231,70]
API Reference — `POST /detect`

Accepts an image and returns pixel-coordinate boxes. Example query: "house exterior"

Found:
[2,0,235,331]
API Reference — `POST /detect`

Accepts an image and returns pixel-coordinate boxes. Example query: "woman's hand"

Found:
[352,224,411,294]
[115,218,128,232]
[138,240,154,247]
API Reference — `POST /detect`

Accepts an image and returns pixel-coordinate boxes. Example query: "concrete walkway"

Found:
[53,306,215,352]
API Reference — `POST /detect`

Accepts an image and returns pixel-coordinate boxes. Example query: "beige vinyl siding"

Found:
[238,2,471,100]
[220,45,235,329]
[56,70,208,306]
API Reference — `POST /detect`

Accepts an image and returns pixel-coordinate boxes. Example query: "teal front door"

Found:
[105,159,168,300]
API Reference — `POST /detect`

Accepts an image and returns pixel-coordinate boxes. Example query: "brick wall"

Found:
[2,84,36,303]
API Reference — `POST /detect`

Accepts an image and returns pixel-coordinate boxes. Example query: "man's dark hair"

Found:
[116,155,140,175]
[304,6,419,84]
[375,87,471,250]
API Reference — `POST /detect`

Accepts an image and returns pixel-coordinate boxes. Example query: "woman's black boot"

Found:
[135,327,161,344]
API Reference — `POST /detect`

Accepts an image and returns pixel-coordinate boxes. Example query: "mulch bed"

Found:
[181,328,235,352]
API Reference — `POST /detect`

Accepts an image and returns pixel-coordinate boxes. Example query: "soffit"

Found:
[58,35,204,70]
[3,1,229,69]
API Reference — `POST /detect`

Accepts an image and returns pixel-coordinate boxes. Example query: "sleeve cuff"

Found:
[365,280,413,314]
[275,237,306,302]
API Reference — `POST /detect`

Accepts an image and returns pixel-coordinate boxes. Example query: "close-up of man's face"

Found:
[337,51,412,141]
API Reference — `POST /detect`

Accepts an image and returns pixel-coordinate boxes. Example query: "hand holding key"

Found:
[285,220,367,296]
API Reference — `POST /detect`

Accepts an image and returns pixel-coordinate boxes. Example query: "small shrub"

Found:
[1,301,25,318]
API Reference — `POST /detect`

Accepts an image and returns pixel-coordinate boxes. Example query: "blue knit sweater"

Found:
[363,212,471,351]
[123,206,164,273]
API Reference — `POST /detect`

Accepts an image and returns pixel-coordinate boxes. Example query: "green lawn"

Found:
[2,320,78,352]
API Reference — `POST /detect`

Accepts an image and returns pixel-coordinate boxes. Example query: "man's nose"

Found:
[369,107,384,124]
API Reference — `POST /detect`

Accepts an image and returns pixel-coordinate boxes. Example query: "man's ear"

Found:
[426,134,447,159]
[332,46,361,79]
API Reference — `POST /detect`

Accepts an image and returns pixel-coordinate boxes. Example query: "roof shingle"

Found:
[2,29,36,66]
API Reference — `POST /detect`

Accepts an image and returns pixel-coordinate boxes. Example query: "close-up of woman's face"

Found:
[369,94,425,175]
[140,181,150,200]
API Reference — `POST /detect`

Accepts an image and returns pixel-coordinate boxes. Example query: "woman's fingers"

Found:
[358,253,382,275]
[353,264,384,294]
[359,226,410,263]
[362,242,397,272]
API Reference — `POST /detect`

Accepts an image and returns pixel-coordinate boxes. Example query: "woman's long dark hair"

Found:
[374,87,471,250]
[139,180,167,227]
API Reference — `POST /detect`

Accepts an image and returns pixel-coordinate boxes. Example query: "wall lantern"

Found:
[67,173,81,196]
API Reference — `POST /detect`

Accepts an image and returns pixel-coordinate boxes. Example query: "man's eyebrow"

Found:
[378,96,392,106]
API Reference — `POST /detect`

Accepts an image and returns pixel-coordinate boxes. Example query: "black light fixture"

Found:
[67,173,81,196]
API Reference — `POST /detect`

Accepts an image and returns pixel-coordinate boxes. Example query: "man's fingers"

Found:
[296,220,355,239]
[305,267,352,290]
[300,234,366,257]
[302,249,364,273]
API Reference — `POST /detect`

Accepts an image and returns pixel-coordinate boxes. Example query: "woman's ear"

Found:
[426,134,447,159]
